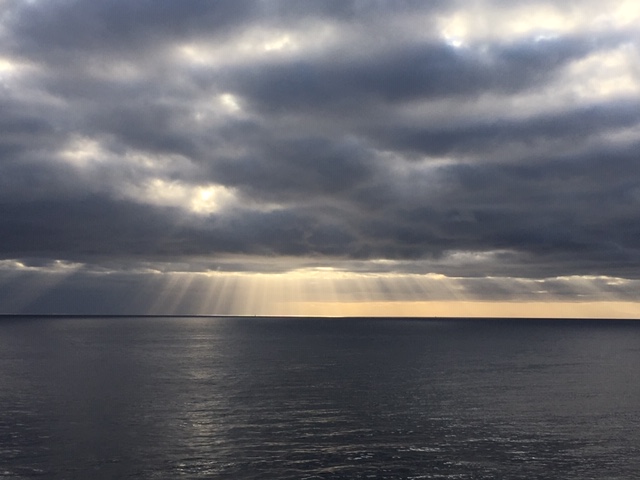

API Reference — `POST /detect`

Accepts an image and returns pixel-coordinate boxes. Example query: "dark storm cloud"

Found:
[0,194,358,262]
[1,0,639,292]
[343,140,640,277]
[368,99,640,156]
[227,35,606,111]
[5,0,441,63]
[209,136,375,200]
[6,0,257,56]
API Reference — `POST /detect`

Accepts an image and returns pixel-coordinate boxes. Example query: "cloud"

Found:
[369,99,640,156]
[227,35,614,114]
[1,0,639,313]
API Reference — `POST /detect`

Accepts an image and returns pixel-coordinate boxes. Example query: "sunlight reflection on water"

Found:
[1,317,640,479]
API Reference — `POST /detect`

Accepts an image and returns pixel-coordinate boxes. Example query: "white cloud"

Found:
[120,178,235,216]
[564,44,640,101]
[218,92,242,113]
[59,136,106,168]
[436,1,640,44]
[0,259,83,273]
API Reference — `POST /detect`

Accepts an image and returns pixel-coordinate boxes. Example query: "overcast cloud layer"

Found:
[1,1,640,312]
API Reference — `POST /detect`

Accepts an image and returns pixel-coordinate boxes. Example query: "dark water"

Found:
[1,316,640,479]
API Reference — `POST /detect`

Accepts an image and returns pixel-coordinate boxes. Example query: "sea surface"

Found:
[1,316,640,479]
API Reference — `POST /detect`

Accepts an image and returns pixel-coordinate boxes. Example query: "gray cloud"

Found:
[7,0,257,57]
[1,0,640,313]
[368,99,640,156]
[227,35,608,113]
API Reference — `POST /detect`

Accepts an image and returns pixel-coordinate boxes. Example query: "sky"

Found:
[1,0,640,317]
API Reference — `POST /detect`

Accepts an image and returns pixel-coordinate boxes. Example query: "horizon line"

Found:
[1,313,639,322]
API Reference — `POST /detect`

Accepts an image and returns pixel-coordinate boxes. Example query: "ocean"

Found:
[1,316,639,479]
